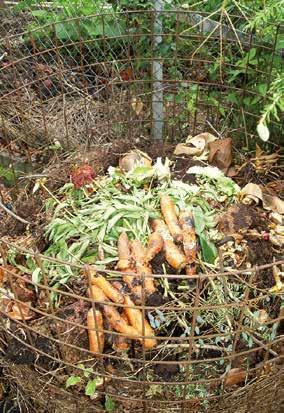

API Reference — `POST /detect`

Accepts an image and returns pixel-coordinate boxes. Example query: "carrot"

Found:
[92,275,124,304]
[131,239,147,265]
[123,295,157,349]
[90,284,108,303]
[85,265,124,303]
[160,195,183,242]
[103,304,140,339]
[131,240,156,295]
[89,283,140,339]
[87,308,105,353]
[145,232,163,263]
[114,282,156,349]
[117,231,132,270]
[179,210,197,264]
[113,335,130,351]
[185,264,196,277]
[121,268,142,303]
[152,219,187,270]
[163,240,188,270]
[151,219,172,240]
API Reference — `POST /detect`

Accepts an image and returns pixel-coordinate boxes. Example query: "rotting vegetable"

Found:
[179,210,198,276]
[160,195,183,243]
[87,308,104,354]
[115,282,157,349]
[130,240,156,296]
[152,219,187,270]
[145,232,163,263]
[86,266,124,304]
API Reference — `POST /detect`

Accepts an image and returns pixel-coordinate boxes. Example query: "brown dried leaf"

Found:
[174,143,201,156]
[262,193,284,215]
[7,301,34,321]
[131,97,143,115]
[174,132,216,157]
[224,368,246,386]
[208,138,232,174]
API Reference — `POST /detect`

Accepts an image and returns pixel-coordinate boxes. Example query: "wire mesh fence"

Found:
[0,3,283,152]
[0,2,283,412]
[0,240,283,412]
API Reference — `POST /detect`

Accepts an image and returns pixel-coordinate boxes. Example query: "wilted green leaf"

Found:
[105,395,116,412]
[85,379,97,396]
[66,375,81,388]
[199,235,217,264]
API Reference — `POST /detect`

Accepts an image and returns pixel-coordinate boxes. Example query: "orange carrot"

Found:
[145,232,163,263]
[89,284,140,339]
[123,295,157,349]
[85,265,124,303]
[185,264,196,277]
[163,240,188,270]
[113,335,130,351]
[92,275,124,304]
[114,282,156,349]
[103,304,140,339]
[87,308,105,353]
[121,268,142,303]
[179,210,197,264]
[160,195,183,242]
[117,231,132,270]
[90,284,108,303]
[152,219,187,270]
[131,240,156,295]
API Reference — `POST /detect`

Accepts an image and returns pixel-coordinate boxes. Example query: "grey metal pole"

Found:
[152,0,164,141]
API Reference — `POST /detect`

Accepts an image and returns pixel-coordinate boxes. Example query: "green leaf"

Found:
[85,379,97,397]
[192,210,205,235]
[66,375,81,388]
[83,367,93,378]
[32,267,42,286]
[199,235,217,264]
[105,395,116,412]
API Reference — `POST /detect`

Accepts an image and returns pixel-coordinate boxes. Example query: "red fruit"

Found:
[119,68,134,81]
[71,164,95,189]
[262,232,270,241]
[43,78,53,89]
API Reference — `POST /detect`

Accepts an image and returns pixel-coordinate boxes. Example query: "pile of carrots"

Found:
[86,195,198,354]
[86,267,157,354]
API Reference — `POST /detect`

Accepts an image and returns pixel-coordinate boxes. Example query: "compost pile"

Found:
[0,136,283,408]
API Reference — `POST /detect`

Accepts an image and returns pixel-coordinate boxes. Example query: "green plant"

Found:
[0,165,17,186]
[65,364,103,398]
[104,395,116,412]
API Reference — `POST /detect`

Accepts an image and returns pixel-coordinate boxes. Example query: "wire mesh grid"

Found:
[0,2,283,412]
[0,240,283,412]
[0,4,283,152]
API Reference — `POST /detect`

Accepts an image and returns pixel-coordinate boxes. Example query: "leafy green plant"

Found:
[104,395,116,412]
[0,165,17,186]
[65,364,103,398]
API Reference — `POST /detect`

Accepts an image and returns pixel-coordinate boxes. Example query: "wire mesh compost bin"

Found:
[0,2,283,413]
